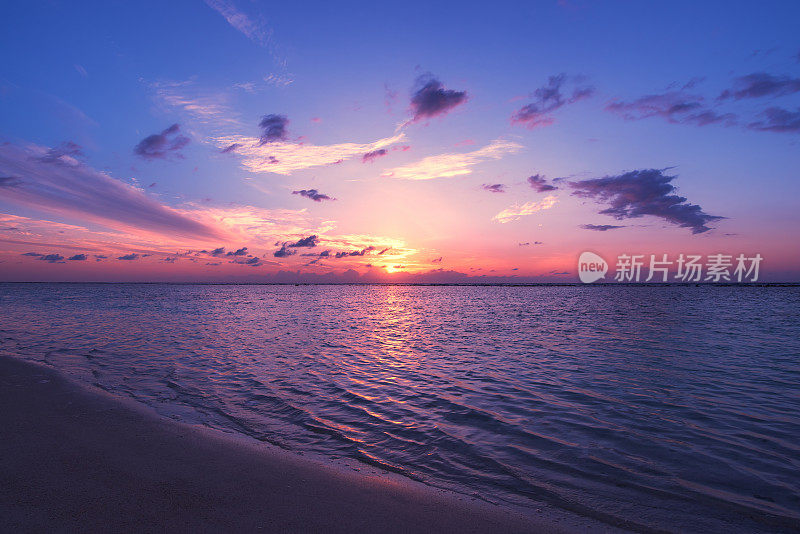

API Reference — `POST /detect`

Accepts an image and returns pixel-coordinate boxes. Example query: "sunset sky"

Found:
[1,0,799,282]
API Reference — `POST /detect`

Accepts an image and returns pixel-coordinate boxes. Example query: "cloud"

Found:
[292,189,334,202]
[518,241,543,246]
[150,80,239,125]
[335,246,374,258]
[493,195,558,223]
[134,124,190,160]
[362,149,387,163]
[0,142,223,241]
[288,235,318,248]
[747,107,800,133]
[511,74,594,128]
[606,92,736,127]
[226,247,248,256]
[204,0,269,46]
[580,224,625,231]
[0,176,21,187]
[221,143,241,153]
[569,168,723,234]
[481,183,505,193]
[118,253,140,260]
[68,253,88,260]
[273,244,296,257]
[259,114,289,144]
[527,174,558,192]
[36,141,83,165]
[39,253,65,263]
[383,139,522,180]
[718,73,800,100]
[409,74,467,123]
[211,132,405,175]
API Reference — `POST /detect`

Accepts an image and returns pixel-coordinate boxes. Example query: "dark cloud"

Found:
[0,176,21,187]
[226,247,248,256]
[378,247,390,255]
[258,114,289,144]
[221,143,241,154]
[40,254,65,263]
[570,168,723,234]
[606,92,736,127]
[718,73,800,100]
[511,74,594,128]
[409,74,467,122]
[0,142,223,241]
[334,246,375,258]
[527,174,558,192]
[288,235,319,248]
[273,244,296,258]
[210,247,226,256]
[481,183,505,193]
[580,224,625,231]
[292,189,334,202]
[362,149,388,163]
[68,254,88,260]
[118,253,140,260]
[518,242,543,246]
[134,124,190,160]
[747,107,800,133]
[21,252,43,257]
[431,257,442,263]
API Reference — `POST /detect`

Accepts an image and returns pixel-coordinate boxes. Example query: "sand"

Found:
[0,355,614,533]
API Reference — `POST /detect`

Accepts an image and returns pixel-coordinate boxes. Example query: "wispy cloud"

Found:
[150,80,240,126]
[511,74,594,128]
[203,0,286,68]
[606,91,736,127]
[383,139,522,180]
[718,72,800,100]
[212,133,406,175]
[493,195,558,223]
[748,107,800,133]
[205,0,267,44]
[0,141,223,241]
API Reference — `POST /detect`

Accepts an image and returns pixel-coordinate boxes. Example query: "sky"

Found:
[1,0,799,282]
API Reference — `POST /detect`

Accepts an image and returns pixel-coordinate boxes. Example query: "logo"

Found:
[578,251,608,283]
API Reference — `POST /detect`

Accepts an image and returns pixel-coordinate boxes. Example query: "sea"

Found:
[1,283,798,532]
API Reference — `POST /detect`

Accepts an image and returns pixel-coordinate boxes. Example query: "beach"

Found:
[0,355,614,533]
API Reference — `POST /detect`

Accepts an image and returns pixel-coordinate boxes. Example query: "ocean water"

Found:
[1,283,798,532]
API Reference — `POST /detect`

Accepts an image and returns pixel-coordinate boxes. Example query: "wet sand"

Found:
[0,355,614,533]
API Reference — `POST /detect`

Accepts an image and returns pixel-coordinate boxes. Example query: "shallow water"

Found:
[1,284,798,532]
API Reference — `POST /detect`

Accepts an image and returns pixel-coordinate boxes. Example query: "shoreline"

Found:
[0,355,619,533]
